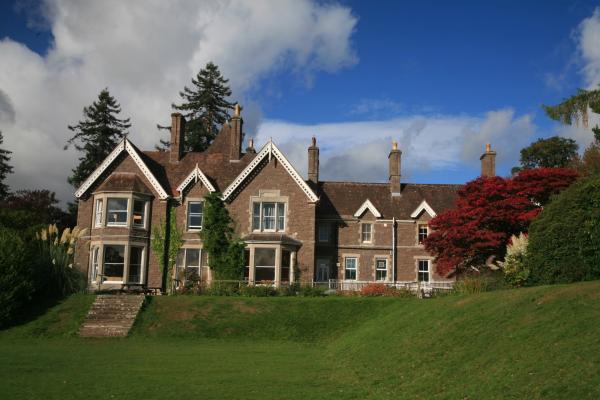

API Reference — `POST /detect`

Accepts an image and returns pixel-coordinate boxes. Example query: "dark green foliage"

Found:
[527,174,600,284]
[66,88,130,189]
[0,227,35,328]
[200,193,244,280]
[151,208,183,292]
[513,136,579,174]
[0,190,72,235]
[0,131,13,200]
[158,62,234,151]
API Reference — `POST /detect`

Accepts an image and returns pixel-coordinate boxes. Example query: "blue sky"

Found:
[0,1,599,203]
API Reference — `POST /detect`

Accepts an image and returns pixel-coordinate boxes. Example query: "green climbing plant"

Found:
[151,207,183,293]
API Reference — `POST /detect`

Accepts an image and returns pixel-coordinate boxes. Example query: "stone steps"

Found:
[79,294,145,338]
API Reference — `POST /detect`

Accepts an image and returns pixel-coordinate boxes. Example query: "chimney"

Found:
[170,113,185,163]
[229,103,243,161]
[308,136,319,183]
[389,141,401,196]
[246,137,256,154]
[480,143,496,177]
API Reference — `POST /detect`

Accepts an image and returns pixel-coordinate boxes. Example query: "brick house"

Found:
[73,105,497,291]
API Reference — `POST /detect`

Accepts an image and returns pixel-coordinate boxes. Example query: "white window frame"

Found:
[90,246,100,282]
[344,257,358,281]
[102,244,127,282]
[318,223,331,243]
[106,197,130,227]
[176,248,203,285]
[418,259,430,283]
[94,243,147,285]
[187,201,204,231]
[94,199,103,227]
[361,223,373,243]
[418,224,429,245]
[375,258,387,281]
[252,201,286,232]
[254,247,277,282]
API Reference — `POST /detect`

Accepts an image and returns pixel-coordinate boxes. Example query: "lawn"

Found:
[1,282,599,399]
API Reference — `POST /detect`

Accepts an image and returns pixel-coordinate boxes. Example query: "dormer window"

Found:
[252,202,286,232]
[187,201,204,230]
[106,198,128,226]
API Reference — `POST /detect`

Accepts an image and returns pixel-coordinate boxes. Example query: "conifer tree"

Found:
[0,130,13,200]
[66,89,131,189]
[158,62,235,151]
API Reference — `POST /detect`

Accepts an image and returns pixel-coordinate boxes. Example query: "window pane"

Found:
[418,260,430,282]
[189,202,203,214]
[95,199,103,227]
[189,215,203,229]
[107,198,128,225]
[255,267,275,281]
[186,249,200,267]
[318,224,330,242]
[128,247,143,283]
[103,245,125,279]
[277,203,285,230]
[362,224,372,242]
[255,248,275,266]
[262,203,275,230]
[133,200,146,227]
[252,203,261,230]
[282,250,291,268]
[345,258,357,280]
[188,202,203,229]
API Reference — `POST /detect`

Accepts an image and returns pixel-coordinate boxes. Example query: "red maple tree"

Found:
[424,168,579,277]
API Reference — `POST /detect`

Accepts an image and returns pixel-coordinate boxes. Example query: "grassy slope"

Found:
[0,282,599,399]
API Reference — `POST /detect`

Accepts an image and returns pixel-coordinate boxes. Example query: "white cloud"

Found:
[0,0,357,203]
[578,7,600,88]
[256,108,536,183]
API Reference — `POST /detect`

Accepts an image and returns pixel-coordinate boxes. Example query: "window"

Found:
[94,199,103,227]
[418,260,430,282]
[176,248,201,283]
[252,202,286,232]
[90,246,100,282]
[318,223,331,243]
[106,198,128,226]
[243,249,250,281]
[418,225,429,244]
[128,247,143,283]
[361,223,372,243]
[103,245,125,280]
[255,248,276,282]
[133,200,147,228]
[281,249,291,283]
[376,259,387,281]
[345,257,357,280]
[187,201,203,230]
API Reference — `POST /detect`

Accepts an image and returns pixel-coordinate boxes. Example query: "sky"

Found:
[0,0,599,204]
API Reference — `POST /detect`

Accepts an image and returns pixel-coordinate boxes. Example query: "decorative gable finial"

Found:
[392,141,398,151]
[234,103,242,117]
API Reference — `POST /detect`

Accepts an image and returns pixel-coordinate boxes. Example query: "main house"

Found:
[73,105,497,291]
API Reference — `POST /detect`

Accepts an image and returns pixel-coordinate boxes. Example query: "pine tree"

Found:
[0,130,13,200]
[158,62,235,152]
[66,89,131,189]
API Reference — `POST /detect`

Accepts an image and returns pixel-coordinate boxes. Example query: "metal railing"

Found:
[327,280,454,293]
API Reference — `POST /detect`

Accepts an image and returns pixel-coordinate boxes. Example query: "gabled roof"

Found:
[95,172,152,195]
[176,164,216,197]
[221,140,319,203]
[74,139,170,200]
[353,199,382,218]
[410,200,437,218]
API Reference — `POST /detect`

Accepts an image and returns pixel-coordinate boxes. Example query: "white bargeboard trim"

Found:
[176,164,216,197]
[410,200,437,218]
[74,138,170,200]
[221,140,319,203]
[353,199,382,218]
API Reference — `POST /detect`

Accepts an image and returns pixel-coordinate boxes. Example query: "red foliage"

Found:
[424,168,578,277]
[360,283,387,296]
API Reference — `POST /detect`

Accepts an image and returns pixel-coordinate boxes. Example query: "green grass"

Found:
[0,282,599,399]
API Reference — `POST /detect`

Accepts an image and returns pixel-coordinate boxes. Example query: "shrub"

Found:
[239,284,277,297]
[361,283,387,296]
[0,227,35,328]
[499,233,530,287]
[527,173,600,284]
[453,276,499,294]
[296,284,327,297]
[36,224,86,298]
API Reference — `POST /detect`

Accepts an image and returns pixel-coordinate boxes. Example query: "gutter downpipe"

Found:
[392,217,397,283]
